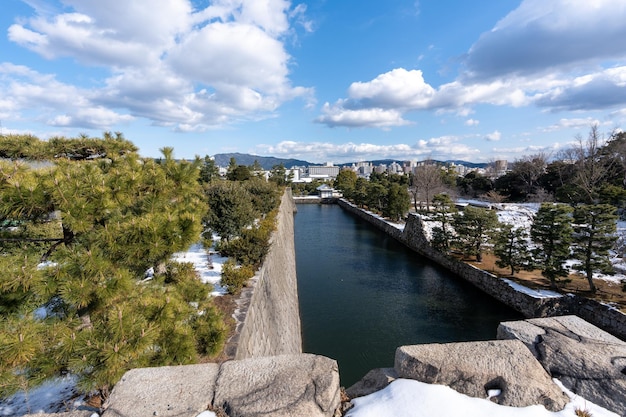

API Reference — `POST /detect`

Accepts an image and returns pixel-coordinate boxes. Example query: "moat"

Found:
[294,203,523,386]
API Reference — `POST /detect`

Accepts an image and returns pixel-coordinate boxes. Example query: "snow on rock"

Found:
[346,378,619,417]
[172,242,228,296]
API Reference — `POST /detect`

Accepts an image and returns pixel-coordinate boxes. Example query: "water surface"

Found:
[294,204,523,386]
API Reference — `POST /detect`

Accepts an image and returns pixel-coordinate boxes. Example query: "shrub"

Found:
[192,302,227,357]
[221,259,254,294]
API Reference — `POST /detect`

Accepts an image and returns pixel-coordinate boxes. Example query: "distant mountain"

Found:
[213,153,312,170]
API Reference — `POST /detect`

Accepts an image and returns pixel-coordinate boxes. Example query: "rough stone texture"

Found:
[24,413,96,417]
[213,354,341,417]
[345,367,398,399]
[235,190,302,359]
[395,340,569,411]
[337,199,626,340]
[102,363,220,417]
[498,315,626,416]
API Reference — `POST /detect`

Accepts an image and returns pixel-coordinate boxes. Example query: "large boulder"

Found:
[213,354,340,417]
[395,339,569,411]
[102,363,220,417]
[498,315,626,416]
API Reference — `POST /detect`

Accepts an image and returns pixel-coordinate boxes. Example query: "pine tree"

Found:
[0,146,226,398]
[494,223,534,276]
[430,194,457,253]
[452,205,498,262]
[530,203,574,289]
[571,204,618,292]
[384,182,410,221]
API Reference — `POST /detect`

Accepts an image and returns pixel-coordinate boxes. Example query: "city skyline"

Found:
[1,0,625,163]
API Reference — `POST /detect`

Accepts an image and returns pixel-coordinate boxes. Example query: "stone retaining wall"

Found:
[233,189,303,359]
[337,199,626,340]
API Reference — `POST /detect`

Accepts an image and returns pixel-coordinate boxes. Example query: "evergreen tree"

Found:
[571,204,618,292]
[268,164,287,186]
[452,205,498,262]
[494,223,534,276]
[0,148,226,398]
[530,203,574,289]
[383,182,410,221]
[203,181,256,241]
[197,155,220,184]
[430,194,457,253]
[334,169,357,199]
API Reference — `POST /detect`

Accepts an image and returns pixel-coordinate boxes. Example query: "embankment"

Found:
[337,199,626,340]
[232,189,302,359]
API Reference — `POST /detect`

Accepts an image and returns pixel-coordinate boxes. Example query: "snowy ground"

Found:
[171,242,228,296]
[420,201,626,285]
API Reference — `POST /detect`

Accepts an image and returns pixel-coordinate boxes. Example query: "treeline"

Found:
[0,135,283,401]
[0,132,137,160]
[453,128,626,207]
[334,170,411,221]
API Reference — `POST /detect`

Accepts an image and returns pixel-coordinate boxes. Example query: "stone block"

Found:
[395,340,569,411]
[499,315,626,416]
[345,367,398,399]
[213,354,340,417]
[102,363,220,417]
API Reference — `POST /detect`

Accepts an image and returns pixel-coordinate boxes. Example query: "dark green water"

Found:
[294,204,523,387]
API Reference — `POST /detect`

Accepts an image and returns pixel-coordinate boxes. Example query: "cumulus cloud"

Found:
[3,0,310,132]
[464,0,626,80]
[484,130,501,142]
[465,119,479,126]
[317,0,626,130]
[256,135,481,163]
[316,102,412,129]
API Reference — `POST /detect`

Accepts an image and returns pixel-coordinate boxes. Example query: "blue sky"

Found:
[1,0,626,164]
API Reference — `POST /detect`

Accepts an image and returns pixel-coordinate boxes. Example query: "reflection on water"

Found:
[294,204,523,386]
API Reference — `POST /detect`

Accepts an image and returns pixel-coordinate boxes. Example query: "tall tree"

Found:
[0,149,224,398]
[413,161,444,212]
[203,180,256,241]
[573,125,610,204]
[530,203,574,289]
[197,155,220,184]
[334,169,357,199]
[384,182,410,221]
[494,223,534,276]
[452,205,498,262]
[268,163,287,186]
[430,193,457,253]
[571,204,618,292]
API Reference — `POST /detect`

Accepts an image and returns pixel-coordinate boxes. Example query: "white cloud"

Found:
[256,135,481,163]
[484,130,501,142]
[3,0,310,132]
[464,0,626,80]
[465,119,479,126]
[316,103,412,129]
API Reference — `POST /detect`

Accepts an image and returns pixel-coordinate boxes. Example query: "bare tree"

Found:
[574,125,611,203]
[512,152,550,197]
[412,160,445,212]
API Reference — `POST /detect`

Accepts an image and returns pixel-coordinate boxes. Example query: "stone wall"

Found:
[234,189,303,359]
[337,199,626,340]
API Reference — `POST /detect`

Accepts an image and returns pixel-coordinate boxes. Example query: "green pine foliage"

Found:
[494,223,534,276]
[220,259,255,294]
[530,203,574,289]
[430,194,457,254]
[0,142,227,399]
[452,205,499,262]
[572,204,618,292]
